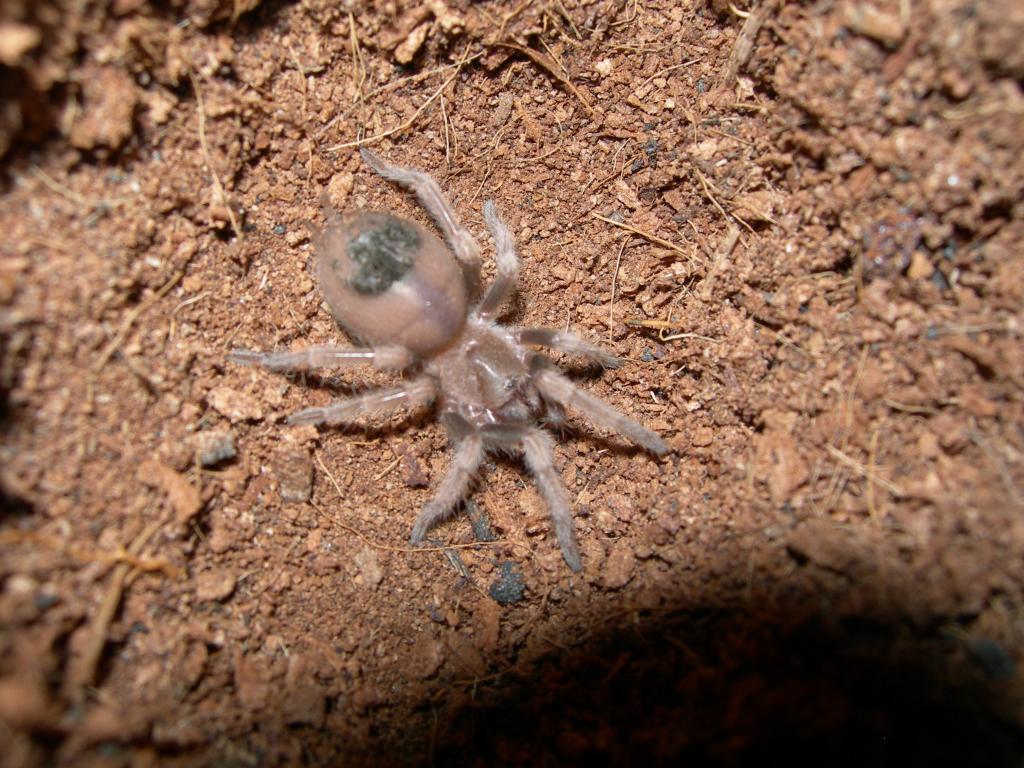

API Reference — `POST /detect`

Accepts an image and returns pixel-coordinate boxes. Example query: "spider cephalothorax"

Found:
[230,149,667,571]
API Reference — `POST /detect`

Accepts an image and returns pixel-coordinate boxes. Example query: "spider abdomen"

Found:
[315,210,468,357]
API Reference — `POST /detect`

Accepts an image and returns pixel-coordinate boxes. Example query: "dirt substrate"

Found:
[1,0,1023,765]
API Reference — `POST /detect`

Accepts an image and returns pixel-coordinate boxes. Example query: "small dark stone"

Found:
[34,593,59,610]
[273,223,287,235]
[127,621,149,636]
[488,561,525,605]
[930,268,951,290]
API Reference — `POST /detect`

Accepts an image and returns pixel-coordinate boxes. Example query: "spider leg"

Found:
[522,428,582,571]
[517,328,622,368]
[476,424,581,571]
[534,367,668,455]
[475,200,520,321]
[229,344,413,373]
[409,432,485,544]
[286,376,436,426]
[359,148,481,279]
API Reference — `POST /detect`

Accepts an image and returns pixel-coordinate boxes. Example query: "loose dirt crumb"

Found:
[191,429,236,466]
[207,385,263,423]
[67,67,138,151]
[600,539,636,589]
[137,459,202,526]
[272,447,314,503]
[195,570,237,602]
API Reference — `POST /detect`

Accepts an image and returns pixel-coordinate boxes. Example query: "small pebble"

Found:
[930,268,951,290]
[192,430,236,467]
[207,386,263,423]
[600,540,636,589]
[138,459,202,525]
[409,634,445,679]
[195,571,236,602]
[395,441,429,488]
[353,546,385,590]
[272,448,313,503]
[906,250,934,280]
[34,592,59,611]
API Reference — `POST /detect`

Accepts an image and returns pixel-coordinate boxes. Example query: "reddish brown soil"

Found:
[1,0,1023,765]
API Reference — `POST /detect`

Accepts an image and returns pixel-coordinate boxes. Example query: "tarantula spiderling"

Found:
[230,148,667,571]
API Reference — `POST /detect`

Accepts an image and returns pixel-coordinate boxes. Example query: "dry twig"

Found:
[492,41,596,115]
[633,57,701,94]
[592,212,701,264]
[69,520,165,697]
[348,12,367,104]
[694,167,755,234]
[721,0,778,86]
[31,167,136,208]
[626,318,719,344]
[93,269,185,372]
[608,236,631,343]
[825,444,905,498]
[189,71,243,242]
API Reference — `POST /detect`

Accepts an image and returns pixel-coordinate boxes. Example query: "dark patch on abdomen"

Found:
[347,214,419,295]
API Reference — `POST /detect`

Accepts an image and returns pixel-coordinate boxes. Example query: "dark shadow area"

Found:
[426,603,1022,767]
[19,557,1024,767]
[0,482,34,519]
[179,565,1021,768]
[0,0,298,173]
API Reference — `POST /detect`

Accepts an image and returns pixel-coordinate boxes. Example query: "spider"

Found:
[230,149,667,571]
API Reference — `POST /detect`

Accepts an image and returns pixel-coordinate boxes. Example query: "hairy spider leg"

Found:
[517,328,623,368]
[360,148,482,284]
[475,200,521,321]
[409,433,485,544]
[522,427,582,571]
[229,345,413,373]
[474,421,585,571]
[287,377,436,427]
[534,367,668,455]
